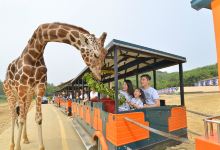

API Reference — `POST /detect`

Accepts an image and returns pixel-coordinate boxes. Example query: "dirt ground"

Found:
[0,102,10,135]
[163,92,220,150]
[0,92,220,150]
[0,104,85,150]
[161,92,220,138]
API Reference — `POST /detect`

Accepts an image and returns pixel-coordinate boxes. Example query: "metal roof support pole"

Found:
[179,63,185,106]
[88,87,91,101]
[153,70,157,89]
[72,82,75,99]
[98,93,101,101]
[153,58,157,89]
[136,64,139,88]
[82,80,84,99]
[78,80,80,99]
[114,47,119,113]
[124,64,127,81]
[66,87,68,97]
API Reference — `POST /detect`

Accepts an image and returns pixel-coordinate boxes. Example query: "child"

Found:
[129,88,146,109]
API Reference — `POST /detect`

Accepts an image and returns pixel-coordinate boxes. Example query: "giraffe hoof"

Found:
[10,143,15,150]
[15,145,21,150]
[23,138,30,144]
[39,146,45,150]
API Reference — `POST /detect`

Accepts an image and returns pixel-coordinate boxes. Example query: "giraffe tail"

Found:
[15,106,20,128]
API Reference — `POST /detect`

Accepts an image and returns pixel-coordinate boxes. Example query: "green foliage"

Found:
[45,83,58,96]
[156,64,218,89]
[0,80,4,95]
[128,64,218,89]
[83,73,126,105]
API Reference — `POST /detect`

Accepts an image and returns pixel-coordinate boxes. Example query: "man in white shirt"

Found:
[140,74,160,108]
[83,88,98,102]
[90,89,98,100]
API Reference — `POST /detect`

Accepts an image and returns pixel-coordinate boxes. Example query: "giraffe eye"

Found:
[94,53,99,58]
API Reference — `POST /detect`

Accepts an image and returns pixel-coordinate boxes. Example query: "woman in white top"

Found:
[129,88,146,109]
[118,80,134,111]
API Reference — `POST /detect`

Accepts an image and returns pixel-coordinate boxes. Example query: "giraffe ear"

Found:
[98,32,107,47]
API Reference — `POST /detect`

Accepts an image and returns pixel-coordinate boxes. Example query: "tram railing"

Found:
[124,117,194,144]
[203,115,220,143]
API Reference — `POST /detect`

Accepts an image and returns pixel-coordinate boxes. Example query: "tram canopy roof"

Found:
[58,39,186,88]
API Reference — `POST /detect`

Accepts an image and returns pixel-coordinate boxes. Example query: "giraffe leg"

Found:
[35,84,45,150]
[22,118,30,144]
[10,118,16,150]
[4,82,16,150]
[15,98,26,150]
[23,93,32,144]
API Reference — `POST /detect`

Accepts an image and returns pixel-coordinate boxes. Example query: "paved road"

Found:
[0,104,86,150]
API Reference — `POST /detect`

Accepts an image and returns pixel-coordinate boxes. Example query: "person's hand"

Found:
[144,104,149,108]
[130,102,134,106]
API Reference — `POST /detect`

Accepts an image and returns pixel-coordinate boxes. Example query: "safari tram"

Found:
[53,0,220,149]
[54,39,189,150]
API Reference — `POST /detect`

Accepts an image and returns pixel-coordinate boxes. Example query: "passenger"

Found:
[67,98,72,116]
[118,80,134,111]
[83,88,98,102]
[140,74,160,107]
[79,88,88,100]
[129,88,146,109]
[75,92,80,102]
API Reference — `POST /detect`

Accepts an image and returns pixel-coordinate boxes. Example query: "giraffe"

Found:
[3,22,107,150]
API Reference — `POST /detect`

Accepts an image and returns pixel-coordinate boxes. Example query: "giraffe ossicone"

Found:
[3,22,107,150]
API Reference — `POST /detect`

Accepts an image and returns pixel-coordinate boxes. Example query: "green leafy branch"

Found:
[82,73,126,105]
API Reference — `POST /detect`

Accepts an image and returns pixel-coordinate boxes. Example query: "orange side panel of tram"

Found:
[106,112,149,146]
[79,105,84,118]
[196,133,220,150]
[76,103,80,116]
[93,108,102,132]
[212,0,220,89]
[85,106,91,125]
[72,102,77,116]
[168,107,187,132]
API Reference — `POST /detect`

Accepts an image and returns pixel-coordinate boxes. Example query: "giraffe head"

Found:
[78,32,107,81]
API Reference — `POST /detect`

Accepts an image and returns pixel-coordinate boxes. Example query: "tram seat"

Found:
[160,99,166,106]
[90,97,99,102]
[100,98,113,101]
[101,98,115,113]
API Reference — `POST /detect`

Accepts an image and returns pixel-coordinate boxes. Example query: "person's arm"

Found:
[130,100,143,109]
[131,103,142,109]
[144,99,160,108]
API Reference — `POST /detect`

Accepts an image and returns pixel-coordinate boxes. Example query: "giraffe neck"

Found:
[21,23,89,65]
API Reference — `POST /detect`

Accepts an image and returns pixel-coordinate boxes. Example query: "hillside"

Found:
[127,64,218,90]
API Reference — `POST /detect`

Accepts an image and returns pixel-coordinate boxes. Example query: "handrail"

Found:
[124,117,194,144]
[203,115,220,143]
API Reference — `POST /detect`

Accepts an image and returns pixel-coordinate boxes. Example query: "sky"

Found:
[0,0,217,85]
